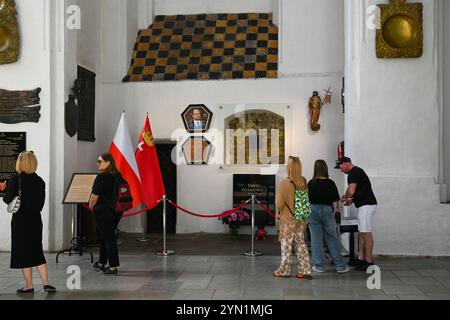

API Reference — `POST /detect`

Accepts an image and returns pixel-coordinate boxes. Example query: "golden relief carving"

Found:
[376,0,423,59]
[0,0,19,64]
[226,110,285,165]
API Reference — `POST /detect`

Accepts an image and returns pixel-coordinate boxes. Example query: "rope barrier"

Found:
[256,200,276,219]
[81,204,153,218]
[80,197,278,221]
[167,198,251,219]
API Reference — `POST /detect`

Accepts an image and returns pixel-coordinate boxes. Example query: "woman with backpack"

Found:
[274,156,312,279]
[308,160,350,273]
[89,153,124,275]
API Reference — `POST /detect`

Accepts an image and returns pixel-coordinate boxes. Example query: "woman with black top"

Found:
[308,160,350,273]
[89,153,123,275]
[1,151,56,294]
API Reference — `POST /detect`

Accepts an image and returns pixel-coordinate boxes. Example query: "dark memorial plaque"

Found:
[233,174,275,227]
[0,132,26,197]
[77,66,96,142]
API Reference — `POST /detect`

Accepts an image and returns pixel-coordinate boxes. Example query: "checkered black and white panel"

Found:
[123,13,278,82]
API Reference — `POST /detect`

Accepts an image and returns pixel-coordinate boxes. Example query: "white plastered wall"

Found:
[344,0,450,256]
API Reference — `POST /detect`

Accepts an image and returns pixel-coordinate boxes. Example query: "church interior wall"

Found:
[82,0,346,235]
[2,0,447,255]
[345,0,449,256]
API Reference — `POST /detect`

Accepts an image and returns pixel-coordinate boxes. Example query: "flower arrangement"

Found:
[221,209,250,235]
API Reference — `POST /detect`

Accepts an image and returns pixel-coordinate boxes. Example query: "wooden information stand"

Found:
[57,173,98,263]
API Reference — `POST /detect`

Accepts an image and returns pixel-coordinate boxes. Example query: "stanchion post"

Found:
[244,195,262,257]
[156,195,174,256]
[137,204,151,242]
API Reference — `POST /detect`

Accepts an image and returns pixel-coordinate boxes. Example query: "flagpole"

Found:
[136,111,151,243]
[136,204,151,242]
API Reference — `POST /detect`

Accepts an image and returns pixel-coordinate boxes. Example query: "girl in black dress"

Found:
[89,153,123,275]
[1,151,56,294]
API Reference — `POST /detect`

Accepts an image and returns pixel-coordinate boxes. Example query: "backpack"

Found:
[285,179,312,222]
[113,176,133,213]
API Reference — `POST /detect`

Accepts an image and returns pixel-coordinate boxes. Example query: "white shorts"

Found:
[357,205,376,233]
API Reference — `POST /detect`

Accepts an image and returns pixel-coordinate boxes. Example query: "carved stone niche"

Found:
[0,0,19,64]
[0,88,41,124]
[376,0,423,59]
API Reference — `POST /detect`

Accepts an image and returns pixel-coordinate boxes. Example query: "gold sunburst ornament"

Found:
[0,0,19,64]
[376,0,423,59]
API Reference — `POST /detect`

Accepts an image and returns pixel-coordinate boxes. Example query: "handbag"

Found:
[7,176,21,214]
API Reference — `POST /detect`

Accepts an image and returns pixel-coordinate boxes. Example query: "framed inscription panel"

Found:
[233,174,276,227]
[63,173,98,204]
[0,132,25,197]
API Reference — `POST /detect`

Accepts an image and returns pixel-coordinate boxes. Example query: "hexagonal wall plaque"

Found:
[181,136,213,165]
[181,104,213,133]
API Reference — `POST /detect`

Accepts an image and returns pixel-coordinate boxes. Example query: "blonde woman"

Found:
[2,151,56,294]
[274,156,312,279]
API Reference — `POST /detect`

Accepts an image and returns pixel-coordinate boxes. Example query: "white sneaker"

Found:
[337,266,351,274]
[312,266,325,273]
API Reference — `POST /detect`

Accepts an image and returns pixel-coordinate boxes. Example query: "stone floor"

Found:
[0,233,450,300]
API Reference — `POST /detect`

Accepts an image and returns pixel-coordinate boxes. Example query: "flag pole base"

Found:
[155,249,174,256]
[244,250,263,257]
[136,237,152,242]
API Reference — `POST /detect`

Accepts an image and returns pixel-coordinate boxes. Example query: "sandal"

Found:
[273,271,290,278]
[296,273,313,280]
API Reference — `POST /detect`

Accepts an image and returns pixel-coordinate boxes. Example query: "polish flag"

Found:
[135,115,165,210]
[109,113,144,208]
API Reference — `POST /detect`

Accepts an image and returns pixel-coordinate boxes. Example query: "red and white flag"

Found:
[109,113,144,208]
[135,115,165,210]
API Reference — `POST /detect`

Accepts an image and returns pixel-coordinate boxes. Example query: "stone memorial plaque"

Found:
[63,173,98,204]
[233,174,276,226]
[0,132,25,197]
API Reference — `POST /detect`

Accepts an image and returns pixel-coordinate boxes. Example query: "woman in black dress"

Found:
[1,151,56,294]
[89,153,123,275]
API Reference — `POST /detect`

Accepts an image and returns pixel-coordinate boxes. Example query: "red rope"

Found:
[257,200,276,218]
[81,197,263,220]
[81,204,152,218]
[168,199,251,219]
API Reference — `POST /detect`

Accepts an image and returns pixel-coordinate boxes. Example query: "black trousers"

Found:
[95,211,123,268]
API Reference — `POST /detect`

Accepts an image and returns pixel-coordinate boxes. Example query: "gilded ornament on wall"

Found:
[0,0,19,64]
[376,0,423,59]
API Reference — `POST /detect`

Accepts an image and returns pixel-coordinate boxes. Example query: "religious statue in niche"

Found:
[0,88,41,124]
[376,0,423,59]
[309,88,332,131]
[0,0,19,64]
